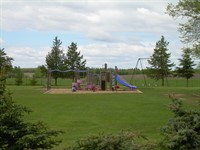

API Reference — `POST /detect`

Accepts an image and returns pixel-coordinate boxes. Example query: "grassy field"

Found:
[7,85,200,149]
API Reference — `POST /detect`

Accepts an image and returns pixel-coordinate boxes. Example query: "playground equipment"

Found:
[100,64,112,91]
[130,58,150,86]
[47,64,137,92]
[116,74,136,90]
[130,57,171,87]
[99,64,137,91]
[47,69,87,90]
[114,65,137,90]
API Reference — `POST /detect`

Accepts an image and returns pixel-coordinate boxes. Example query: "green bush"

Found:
[30,75,38,86]
[65,131,155,150]
[160,95,200,150]
[0,91,63,149]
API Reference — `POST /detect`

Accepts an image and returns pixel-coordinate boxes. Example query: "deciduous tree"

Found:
[166,0,200,58]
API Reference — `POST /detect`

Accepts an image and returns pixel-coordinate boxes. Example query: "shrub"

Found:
[65,131,155,150]
[30,75,38,86]
[160,94,200,150]
[0,91,63,149]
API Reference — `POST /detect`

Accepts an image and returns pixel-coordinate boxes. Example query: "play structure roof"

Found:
[49,69,87,73]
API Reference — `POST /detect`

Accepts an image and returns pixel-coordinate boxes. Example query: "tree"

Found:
[176,48,196,87]
[166,0,200,58]
[38,65,48,78]
[148,36,174,86]
[14,66,24,86]
[0,48,13,74]
[160,94,200,149]
[45,36,66,86]
[0,53,63,149]
[30,74,38,86]
[0,48,13,94]
[0,91,63,149]
[66,42,86,81]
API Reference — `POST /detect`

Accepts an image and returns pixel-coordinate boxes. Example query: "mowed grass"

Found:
[8,86,200,149]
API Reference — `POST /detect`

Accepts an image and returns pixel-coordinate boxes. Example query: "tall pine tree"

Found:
[0,48,13,94]
[0,48,13,74]
[45,37,66,86]
[148,36,174,86]
[0,49,62,149]
[176,48,196,87]
[66,42,86,81]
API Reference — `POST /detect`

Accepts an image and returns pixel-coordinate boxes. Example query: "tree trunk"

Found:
[55,77,57,86]
[186,78,188,88]
[161,76,165,86]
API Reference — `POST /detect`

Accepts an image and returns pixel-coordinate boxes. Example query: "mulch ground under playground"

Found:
[44,88,142,94]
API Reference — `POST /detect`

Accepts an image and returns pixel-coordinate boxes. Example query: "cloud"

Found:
[1,0,183,68]
[6,46,49,67]
[5,42,154,68]
[2,1,178,39]
[0,38,4,45]
[79,42,155,68]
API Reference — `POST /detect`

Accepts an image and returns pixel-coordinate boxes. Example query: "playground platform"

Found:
[44,88,142,94]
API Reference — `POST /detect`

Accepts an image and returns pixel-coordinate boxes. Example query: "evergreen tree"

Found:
[160,94,200,149]
[14,66,24,86]
[0,48,13,94]
[0,50,63,149]
[0,48,13,74]
[148,36,174,86]
[0,91,63,149]
[30,74,38,86]
[45,36,66,86]
[38,65,48,78]
[176,48,196,87]
[66,42,86,80]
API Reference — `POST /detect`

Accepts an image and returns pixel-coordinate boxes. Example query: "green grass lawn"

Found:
[7,86,200,149]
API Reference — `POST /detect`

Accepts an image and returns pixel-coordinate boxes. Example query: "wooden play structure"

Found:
[100,63,112,91]
[46,63,137,92]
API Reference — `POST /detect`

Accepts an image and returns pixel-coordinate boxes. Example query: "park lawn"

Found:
[8,86,200,149]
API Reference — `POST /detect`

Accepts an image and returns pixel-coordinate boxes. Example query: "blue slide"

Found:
[116,74,137,90]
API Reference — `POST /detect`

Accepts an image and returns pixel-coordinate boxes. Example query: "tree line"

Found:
[2,34,198,87]
[1,37,199,88]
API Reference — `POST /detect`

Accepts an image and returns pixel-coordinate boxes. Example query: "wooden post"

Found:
[109,70,112,91]
[47,70,51,90]
[115,66,118,86]
[105,63,107,70]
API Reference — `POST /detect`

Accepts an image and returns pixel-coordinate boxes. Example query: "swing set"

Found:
[130,58,170,87]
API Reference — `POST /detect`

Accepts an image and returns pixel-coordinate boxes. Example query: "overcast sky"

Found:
[1,0,193,69]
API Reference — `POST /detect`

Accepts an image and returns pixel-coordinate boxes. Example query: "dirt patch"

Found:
[165,93,200,106]
[44,88,142,94]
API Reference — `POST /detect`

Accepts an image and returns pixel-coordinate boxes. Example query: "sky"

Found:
[1,0,195,69]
